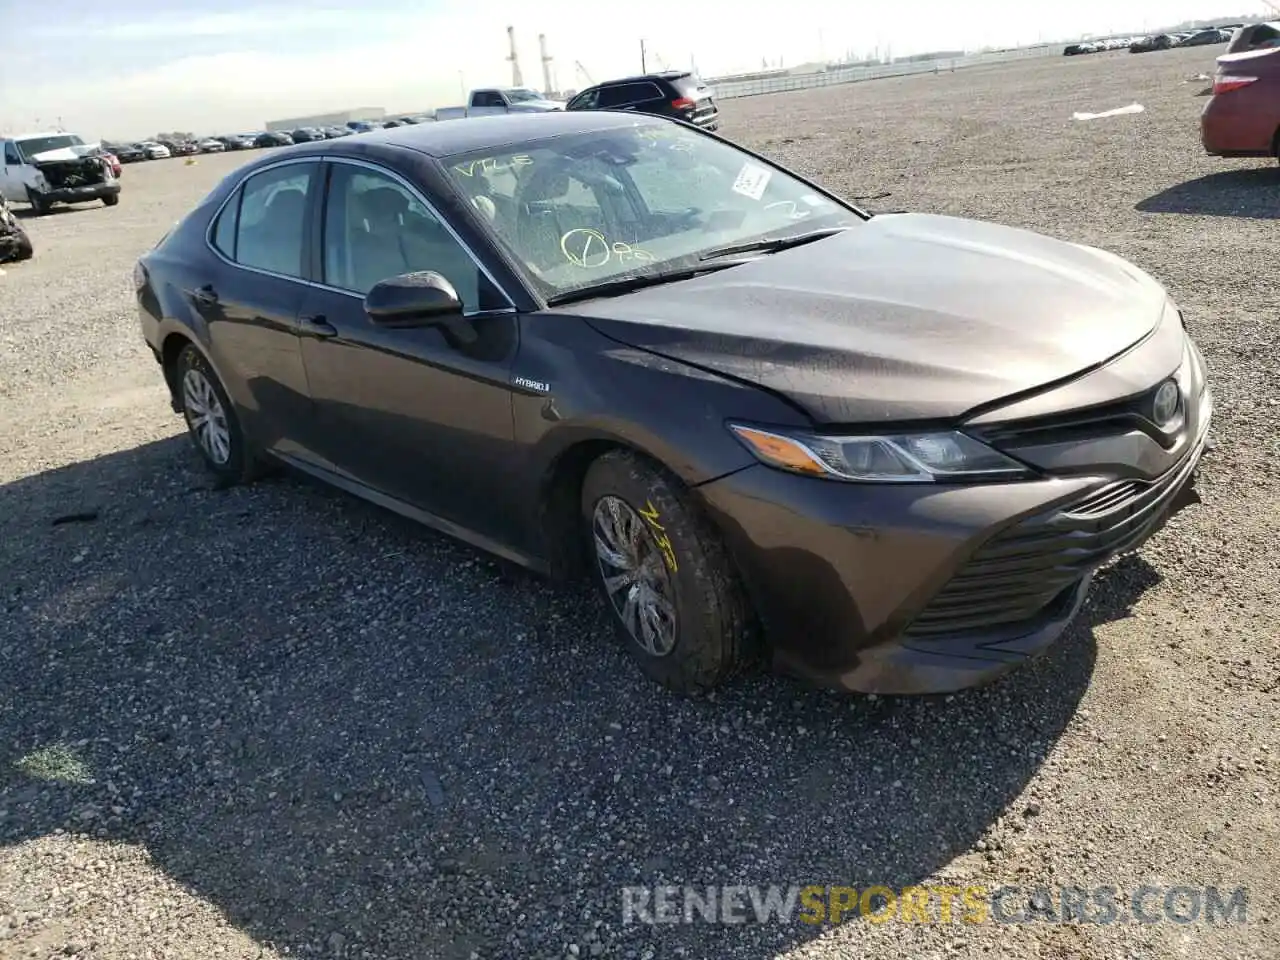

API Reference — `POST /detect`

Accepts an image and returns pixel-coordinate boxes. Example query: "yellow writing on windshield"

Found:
[453,155,533,177]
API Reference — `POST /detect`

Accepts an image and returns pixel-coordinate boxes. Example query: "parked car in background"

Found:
[1224,20,1280,53]
[1130,34,1174,52]
[134,111,1211,697]
[138,141,171,159]
[291,127,325,143]
[198,138,226,153]
[321,126,352,138]
[1201,28,1280,159]
[120,143,149,162]
[254,131,294,148]
[0,131,121,214]
[1180,28,1231,47]
[216,134,256,150]
[566,71,719,130]
[435,87,565,121]
[161,139,199,156]
[346,120,380,133]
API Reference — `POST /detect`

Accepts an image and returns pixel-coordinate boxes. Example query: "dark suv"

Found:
[566,71,719,129]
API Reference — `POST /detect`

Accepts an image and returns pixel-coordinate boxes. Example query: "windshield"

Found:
[17,134,85,160]
[504,88,544,103]
[443,120,863,299]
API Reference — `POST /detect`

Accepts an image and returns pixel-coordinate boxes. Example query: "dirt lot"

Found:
[1,44,1277,960]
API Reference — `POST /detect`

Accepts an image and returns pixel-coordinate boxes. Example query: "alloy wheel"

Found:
[592,495,678,657]
[182,367,232,465]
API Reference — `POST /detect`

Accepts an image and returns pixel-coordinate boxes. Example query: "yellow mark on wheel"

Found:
[639,500,679,573]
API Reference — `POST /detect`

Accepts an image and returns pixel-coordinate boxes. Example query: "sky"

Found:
[0,0,1256,139]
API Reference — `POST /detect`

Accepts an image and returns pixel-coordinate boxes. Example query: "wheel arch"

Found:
[156,323,222,412]
[534,424,749,582]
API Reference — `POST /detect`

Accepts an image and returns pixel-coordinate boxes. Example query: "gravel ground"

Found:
[2,44,1278,960]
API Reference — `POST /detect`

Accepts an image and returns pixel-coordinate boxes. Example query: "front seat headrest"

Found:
[358,186,410,226]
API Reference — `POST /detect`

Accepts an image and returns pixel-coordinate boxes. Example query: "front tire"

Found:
[26,189,49,216]
[102,193,119,207]
[581,449,756,694]
[175,344,262,484]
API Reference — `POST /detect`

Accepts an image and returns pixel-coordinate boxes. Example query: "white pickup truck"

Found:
[0,132,122,215]
[434,87,565,122]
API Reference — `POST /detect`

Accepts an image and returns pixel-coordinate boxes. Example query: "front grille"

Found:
[904,445,1200,639]
[973,379,1178,451]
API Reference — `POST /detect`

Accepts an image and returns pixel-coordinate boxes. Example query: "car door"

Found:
[0,141,27,201]
[296,157,524,544]
[202,158,322,462]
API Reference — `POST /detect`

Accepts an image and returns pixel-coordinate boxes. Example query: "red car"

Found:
[1201,22,1280,159]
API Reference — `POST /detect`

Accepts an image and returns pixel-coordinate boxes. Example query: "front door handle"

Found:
[299,314,338,338]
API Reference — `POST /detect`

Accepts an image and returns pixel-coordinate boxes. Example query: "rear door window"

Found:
[211,192,240,258]
[597,85,634,108]
[232,163,315,278]
[633,82,666,105]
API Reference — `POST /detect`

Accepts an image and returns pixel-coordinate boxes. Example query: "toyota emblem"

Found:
[1152,379,1180,428]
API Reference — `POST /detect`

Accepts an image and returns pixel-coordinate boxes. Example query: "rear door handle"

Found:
[299,314,338,338]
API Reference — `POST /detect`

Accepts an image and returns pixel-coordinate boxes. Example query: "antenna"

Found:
[538,34,555,97]
[506,26,524,87]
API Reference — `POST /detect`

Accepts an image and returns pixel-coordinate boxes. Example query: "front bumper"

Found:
[38,181,121,204]
[698,394,1212,696]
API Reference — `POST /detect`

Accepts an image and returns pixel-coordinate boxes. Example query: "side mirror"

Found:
[364,271,463,327]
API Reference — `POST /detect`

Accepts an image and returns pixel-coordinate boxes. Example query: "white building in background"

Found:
[265,107,385,131]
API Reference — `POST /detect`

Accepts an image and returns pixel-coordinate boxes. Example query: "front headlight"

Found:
[728,424,1035,483]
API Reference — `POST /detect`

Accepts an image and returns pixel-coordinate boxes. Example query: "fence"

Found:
[707,44,1063,100]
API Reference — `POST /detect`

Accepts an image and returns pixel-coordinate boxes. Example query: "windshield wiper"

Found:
[544,260,745,306]
[697,226,853,262]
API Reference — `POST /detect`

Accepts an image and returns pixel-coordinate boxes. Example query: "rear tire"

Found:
[581,449,757,694]
[174,344,266,485]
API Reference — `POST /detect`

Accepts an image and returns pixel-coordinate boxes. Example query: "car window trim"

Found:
[204,156,322,284]
[314,156,518,315]
[202,156,517,315]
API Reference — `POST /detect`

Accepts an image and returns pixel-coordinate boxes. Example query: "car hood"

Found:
[571,212,1169,424]
[30,142,102,163]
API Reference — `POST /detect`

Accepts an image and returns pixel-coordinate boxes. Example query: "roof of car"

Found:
[288,110,665,159]
[594,70,694,85]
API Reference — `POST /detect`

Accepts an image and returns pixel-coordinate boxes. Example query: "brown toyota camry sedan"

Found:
[134,111,1213,696]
